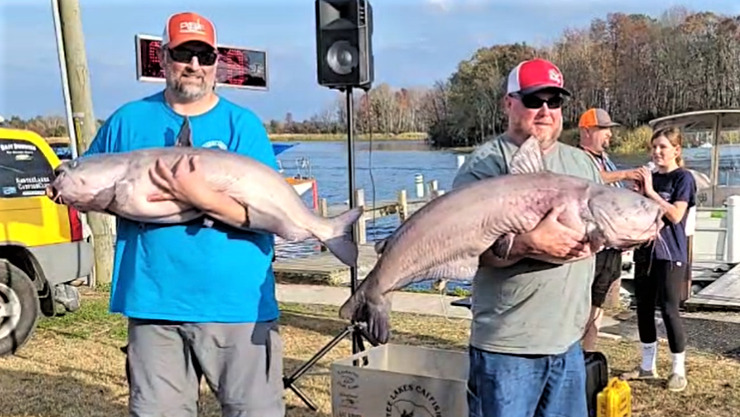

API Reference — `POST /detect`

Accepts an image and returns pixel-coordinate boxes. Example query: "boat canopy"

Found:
[649,109,740,131]
[272,143,296,155]
[648,109,740,207]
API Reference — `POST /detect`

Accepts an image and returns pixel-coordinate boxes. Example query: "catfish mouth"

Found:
[47,163,72,205]
[45,184,64,205]
[46,183,87,209]
[45,173,92,209]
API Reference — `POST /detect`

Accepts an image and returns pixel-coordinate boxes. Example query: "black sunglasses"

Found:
[511,93,565,109]
[168,48,218,66]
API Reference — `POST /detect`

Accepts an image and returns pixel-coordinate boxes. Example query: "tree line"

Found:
[426,7,740,148]
[265,83,437,136]
[6,7,739,149]
[0,115,78,138]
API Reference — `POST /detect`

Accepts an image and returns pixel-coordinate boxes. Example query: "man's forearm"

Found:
[480,234,532,268]
[601,170,630,184]
[198,192,250,229]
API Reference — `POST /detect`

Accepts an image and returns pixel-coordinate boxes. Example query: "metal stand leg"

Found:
[282,87,379,411]
[282,322,379,410]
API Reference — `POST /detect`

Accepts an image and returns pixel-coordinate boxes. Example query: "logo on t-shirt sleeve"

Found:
[202,140,228,150]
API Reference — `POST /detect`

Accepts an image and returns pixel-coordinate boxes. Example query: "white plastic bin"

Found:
[330,343,469,417]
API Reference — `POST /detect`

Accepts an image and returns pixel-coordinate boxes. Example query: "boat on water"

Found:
[271,143,319,209]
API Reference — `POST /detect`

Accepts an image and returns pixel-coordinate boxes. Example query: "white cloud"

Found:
[426,0,497,14]
[426,0,453,13]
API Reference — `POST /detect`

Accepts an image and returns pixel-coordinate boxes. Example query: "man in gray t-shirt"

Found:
[453,58,602,417]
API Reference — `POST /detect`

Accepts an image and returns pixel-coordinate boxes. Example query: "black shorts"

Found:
[591,249,622,307]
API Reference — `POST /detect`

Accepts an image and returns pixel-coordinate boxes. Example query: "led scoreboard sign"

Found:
[135,34,268,91]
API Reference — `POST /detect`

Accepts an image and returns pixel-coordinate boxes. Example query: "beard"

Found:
[511,118,563,151]
[165,70,213,102]
[535,121,562,151]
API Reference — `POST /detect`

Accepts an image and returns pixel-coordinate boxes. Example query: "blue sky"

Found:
[1,0,739,123]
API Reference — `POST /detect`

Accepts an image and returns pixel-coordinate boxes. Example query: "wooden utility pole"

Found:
[53,0,116,285]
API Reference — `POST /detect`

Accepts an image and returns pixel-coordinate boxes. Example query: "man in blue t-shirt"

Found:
[84,12,284,416]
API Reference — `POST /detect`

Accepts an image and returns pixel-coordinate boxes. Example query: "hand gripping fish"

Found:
[339,137,666,343]
[46,117,363,267]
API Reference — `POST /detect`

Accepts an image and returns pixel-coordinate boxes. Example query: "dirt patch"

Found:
[0,291,738,416]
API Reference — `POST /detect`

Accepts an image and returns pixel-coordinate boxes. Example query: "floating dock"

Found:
[685,263,740,311]
[274,243,379,286]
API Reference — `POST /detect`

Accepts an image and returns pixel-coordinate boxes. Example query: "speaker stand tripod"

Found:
[282,86,380,411]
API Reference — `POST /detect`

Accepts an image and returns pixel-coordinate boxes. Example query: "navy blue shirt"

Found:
[638,167,696,264]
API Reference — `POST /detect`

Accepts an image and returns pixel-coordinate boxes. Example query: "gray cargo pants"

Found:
[126,318,285,417]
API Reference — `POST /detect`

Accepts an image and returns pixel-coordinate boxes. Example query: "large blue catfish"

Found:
[46,117,363,267]
[339,136,666,343]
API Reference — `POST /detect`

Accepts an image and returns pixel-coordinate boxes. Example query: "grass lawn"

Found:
[0,287,738,416]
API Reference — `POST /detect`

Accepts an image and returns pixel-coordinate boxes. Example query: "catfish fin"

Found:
[490,233,516,259]
[374,238,388,254]
[175,116,193,147]
[91,184,117,211]
[113,180,133,208]
[509,136,545,175]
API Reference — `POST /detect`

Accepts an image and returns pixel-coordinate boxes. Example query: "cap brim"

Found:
[598,122,621,128]
[518,84,572,96]
[167,36,216,50]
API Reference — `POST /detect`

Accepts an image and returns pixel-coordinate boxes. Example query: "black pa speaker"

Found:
[315,0,374,90]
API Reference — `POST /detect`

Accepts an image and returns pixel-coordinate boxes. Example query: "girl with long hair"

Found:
[622,127,697,392]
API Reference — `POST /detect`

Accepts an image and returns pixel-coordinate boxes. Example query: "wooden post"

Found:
[415,174,424,198]
[319,198,328,217]
[355,188,366,244]
[56,0,116,285]
[682,236,693,306]
[319,198,328,251]
[428,180,439,198]
[398,189,408,222]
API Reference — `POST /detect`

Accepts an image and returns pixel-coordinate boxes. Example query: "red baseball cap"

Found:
[162,12,217,50]
[506,58,571,96]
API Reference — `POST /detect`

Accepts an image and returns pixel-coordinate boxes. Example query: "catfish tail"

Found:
[315,206,364,267]
[338,273,392,344]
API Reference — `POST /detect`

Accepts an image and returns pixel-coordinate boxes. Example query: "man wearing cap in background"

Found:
[453,58,602,417]
[84,11,285,416]
[577,108,642,353]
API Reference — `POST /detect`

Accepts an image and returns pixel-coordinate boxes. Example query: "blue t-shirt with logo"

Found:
[85,91,280,323]
[642,167,696,264]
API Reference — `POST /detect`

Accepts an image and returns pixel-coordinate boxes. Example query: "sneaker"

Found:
[620,366,658,380]
[667,373,687,392]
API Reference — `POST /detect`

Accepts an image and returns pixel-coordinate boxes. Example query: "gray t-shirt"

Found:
[452,134,603,355]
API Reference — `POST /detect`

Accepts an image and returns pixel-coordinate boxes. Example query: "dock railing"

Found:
[315,174,445,245]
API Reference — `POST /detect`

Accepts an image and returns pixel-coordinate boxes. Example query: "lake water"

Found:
[273,140,465,292]
[276,140,461,237]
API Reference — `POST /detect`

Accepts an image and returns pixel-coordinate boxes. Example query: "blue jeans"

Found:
[467,342,587,417]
